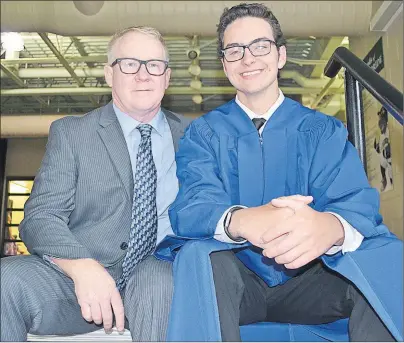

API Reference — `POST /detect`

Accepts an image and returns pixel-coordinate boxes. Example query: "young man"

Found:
[1,26,191,341]
[168,3,401,341]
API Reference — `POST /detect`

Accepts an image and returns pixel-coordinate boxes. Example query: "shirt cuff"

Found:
[215,205,247,244]
[43,254,68,275]
[325,212,364,255]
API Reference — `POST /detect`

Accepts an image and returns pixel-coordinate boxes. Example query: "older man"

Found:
[1,26,190,341]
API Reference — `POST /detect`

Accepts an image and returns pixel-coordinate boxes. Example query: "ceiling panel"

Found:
[1,1,373,37]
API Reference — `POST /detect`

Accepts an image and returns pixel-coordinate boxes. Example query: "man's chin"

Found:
[239,86,269,97]
[130,102,160,113]
[134,90,154,96]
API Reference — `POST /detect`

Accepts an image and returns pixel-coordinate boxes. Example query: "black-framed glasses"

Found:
[221,39,277,62]
[111,58,169,76]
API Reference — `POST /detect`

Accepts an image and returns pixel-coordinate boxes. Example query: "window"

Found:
[2,178,34,257]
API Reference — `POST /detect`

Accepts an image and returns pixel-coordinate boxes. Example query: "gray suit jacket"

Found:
[19,102,191,278]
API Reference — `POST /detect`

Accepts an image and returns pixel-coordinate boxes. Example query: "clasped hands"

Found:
[229,195,345,269]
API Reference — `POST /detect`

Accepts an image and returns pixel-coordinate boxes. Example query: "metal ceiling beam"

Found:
[0,55,221,65]
[0,68,344,90]
[38,32,98,107]
[70,35,106,92]
[1,65,25,88]
[38,33,96,86]
[199,38,218,50]
[0,55,217,65]
[1,86,345,97]
[281,70,343,89]
[1,56,107,65]
[310,37,345,78]
[18,35,215,42]
[1,112,202,138]
[310,77,338,108]
[0,67,212,78]
[3,99,212,110]
[0,64,48,107]
[70,37,95,68]
[287,57,328,66]
[1,55,329,66]
[370,0,403,32]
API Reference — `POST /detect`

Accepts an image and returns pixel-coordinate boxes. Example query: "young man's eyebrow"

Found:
[224,37,272,48]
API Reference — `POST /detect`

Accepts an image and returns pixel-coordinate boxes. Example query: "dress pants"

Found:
[210,250,395,342]
[0,255,173,342]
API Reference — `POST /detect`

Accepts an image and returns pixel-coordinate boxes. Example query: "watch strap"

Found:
[224,206,245,242]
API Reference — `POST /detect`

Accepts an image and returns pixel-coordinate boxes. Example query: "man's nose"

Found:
[241,48,256,65]
[135,64,150,81]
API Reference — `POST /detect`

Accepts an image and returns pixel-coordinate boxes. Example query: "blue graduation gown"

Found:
[156,97,403,341]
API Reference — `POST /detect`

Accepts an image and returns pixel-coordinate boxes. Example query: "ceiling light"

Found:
[192,95,203,104]
[1,32,24,52]
[190,79,202,90]
[188,64,201,76]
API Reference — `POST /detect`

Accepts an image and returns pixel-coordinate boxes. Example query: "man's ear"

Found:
[164,67,172,90]
[277,45,287,70]
[104,65,113,87]
[221,58,229,78]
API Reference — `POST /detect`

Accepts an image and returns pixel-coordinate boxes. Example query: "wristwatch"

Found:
[224,206,245,242]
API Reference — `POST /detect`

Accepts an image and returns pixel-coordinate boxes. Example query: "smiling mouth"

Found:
[240,70,262,77]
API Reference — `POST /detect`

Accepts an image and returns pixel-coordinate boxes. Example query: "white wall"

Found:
[5,138,47,177]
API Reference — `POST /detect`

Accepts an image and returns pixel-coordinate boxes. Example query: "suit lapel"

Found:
[97,103,133,202]
[162,108,185,152]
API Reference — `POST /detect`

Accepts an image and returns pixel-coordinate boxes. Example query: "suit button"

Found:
[120,242,128,250]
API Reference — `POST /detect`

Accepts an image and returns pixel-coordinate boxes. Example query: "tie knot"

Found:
[137,124,153,138]
[252,118,266,131]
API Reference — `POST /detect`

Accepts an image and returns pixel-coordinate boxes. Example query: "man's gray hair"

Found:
[107,26,169,64]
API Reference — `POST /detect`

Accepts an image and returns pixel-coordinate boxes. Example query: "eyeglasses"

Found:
[221,39,277,62]
[111,58,169,76]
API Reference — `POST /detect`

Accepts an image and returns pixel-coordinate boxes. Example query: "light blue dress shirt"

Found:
[113,104,178,245]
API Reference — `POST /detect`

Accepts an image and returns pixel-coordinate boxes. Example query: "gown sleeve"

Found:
[305,114,389,238]
[169,118,232,238]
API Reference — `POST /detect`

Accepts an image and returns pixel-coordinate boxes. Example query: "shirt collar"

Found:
[235,90,285,121]
[113,103,165,138]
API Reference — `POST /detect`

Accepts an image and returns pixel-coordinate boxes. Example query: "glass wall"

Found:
[2,178,34,257]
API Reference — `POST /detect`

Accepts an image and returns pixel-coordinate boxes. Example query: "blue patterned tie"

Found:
[117,124,157,291]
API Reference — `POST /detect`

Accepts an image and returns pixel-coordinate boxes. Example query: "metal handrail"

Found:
[325,47,403,125]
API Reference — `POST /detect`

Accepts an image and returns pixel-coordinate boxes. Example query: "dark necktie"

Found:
[252,118,266,132]
[117,124,158,291]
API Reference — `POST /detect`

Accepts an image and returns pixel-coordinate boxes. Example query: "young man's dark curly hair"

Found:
[216,2,287,57]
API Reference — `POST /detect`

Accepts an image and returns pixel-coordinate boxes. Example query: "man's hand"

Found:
[260,197,345,269]
[228,195,313,247]
[51,258,125,334]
